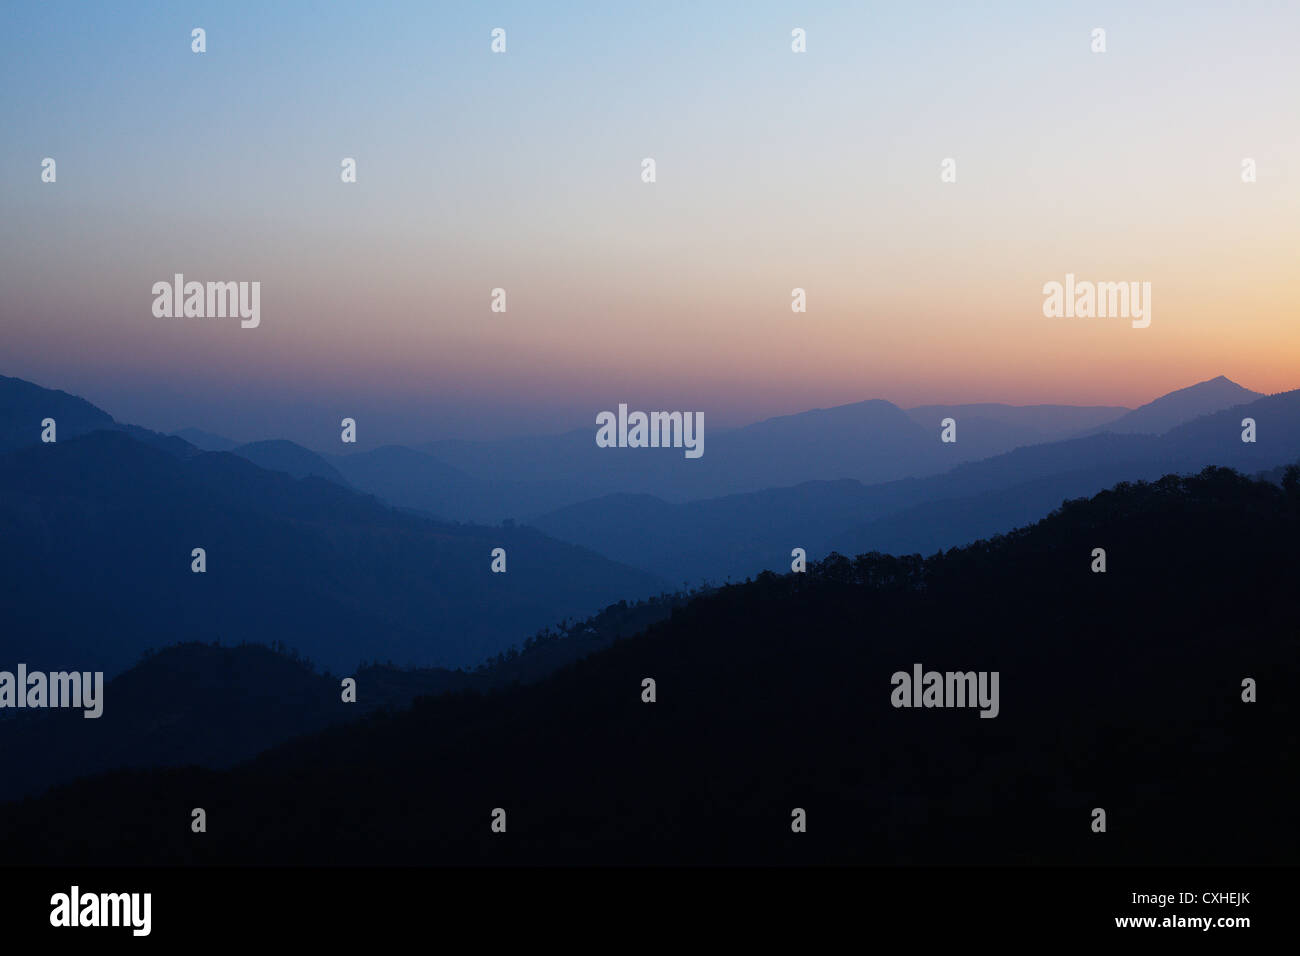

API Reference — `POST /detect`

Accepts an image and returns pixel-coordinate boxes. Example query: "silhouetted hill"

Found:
[1162,387,1293,452]
[1090,375,1261,435]
[0,430,665,675]
[118,422,204,458]
[0,375,203,459]
[232,439,349,485]
[2,466,1293,865]
[905,402,1128,456]
[329,444,517,523]
[0,592,692,802]
[1256,461,1299,486]
[830,462,1178,558]
[0,374,115,452]
[0,642,457,802]
[172,427,239,451]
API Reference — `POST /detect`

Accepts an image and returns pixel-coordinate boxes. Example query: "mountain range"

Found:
[2,371,1295,865]
[0,377,667,675]
[165,397,1141,524]
[3,465,1294,864]
[3,372,1289,671]
[529,381,1295,581]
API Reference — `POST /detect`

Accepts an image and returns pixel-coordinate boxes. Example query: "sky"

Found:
[2,1,1297,448]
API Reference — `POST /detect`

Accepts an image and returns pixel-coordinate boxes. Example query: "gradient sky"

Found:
[2,1,1297,448]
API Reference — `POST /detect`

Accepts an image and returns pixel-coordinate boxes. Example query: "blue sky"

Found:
[2,1,1297,447]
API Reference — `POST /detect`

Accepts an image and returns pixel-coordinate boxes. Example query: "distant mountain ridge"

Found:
[5,371,1284,593]
[0,384,668,675]
[39,374,1259,528]
[904,402,1129,451]
[325,396,1135,524]
[340,382,1251,524]
[419,398,951,508]
[532,386,1300,581]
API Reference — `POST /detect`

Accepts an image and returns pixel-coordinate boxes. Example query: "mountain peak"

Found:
[1103,376,1263,436]
[1192,374,1247,390]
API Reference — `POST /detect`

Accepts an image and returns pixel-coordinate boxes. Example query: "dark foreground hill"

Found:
[0,643,465,803]
[0,593,687,802]
[2,466,1295,865]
